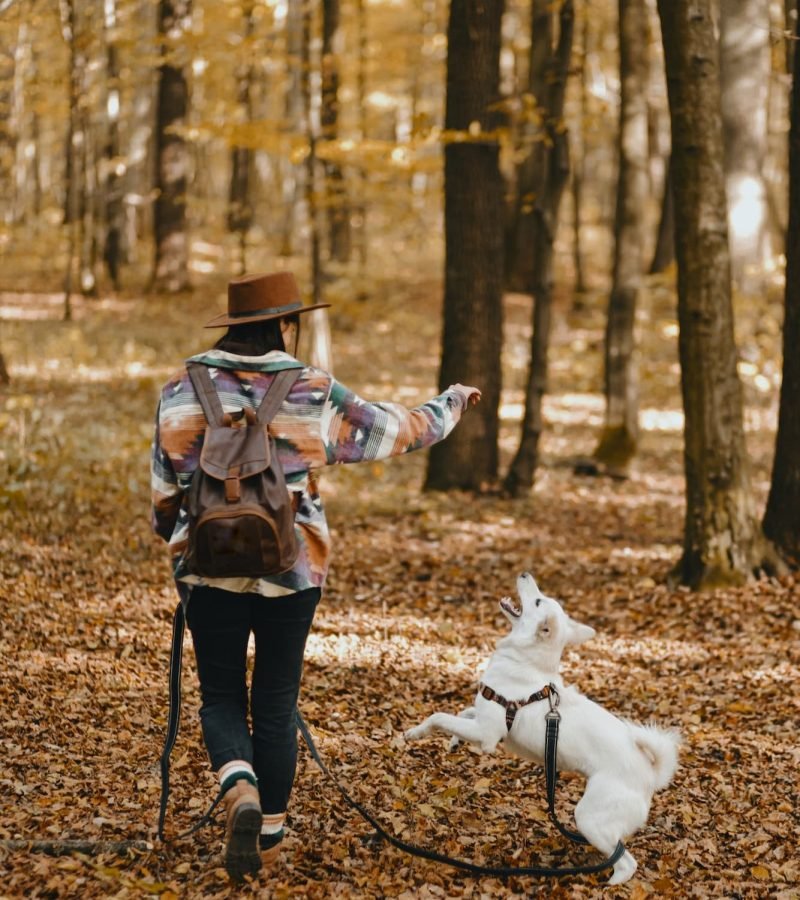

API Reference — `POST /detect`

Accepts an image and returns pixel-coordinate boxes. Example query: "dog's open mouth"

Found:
[499,596,522,618]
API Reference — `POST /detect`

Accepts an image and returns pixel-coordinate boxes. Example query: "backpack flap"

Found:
[199,423,271,483]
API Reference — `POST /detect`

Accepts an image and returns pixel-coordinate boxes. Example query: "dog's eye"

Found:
[536,598,542,607]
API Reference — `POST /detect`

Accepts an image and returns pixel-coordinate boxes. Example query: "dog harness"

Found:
[478,682,556,731]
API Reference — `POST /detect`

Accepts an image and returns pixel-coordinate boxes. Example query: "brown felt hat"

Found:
[204,271,330,328]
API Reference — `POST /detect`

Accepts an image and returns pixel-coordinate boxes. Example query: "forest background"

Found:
[0,0,799,897]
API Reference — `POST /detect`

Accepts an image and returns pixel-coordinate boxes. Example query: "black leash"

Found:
[296,709,625,879]
[159,595,624,876]
[158,592,225,843]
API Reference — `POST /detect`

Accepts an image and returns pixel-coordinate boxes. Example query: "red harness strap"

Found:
[478,682,554,731]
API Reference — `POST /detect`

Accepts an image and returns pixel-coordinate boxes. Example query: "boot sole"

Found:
[225,802,262,883]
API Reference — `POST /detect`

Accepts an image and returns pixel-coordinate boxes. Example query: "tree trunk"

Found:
[355,0,368,274]
[228,0,255,275]
[60,0,80,320]
[280,0,304,258]
[152,0,191,293]
[104,7,124,291]
[0,30,14,224]
[322,0,351,263]
[78,96,98,296]
[763,11,800,563]
[719,0,771,293]
[657,0,777,589]
[302,0,332,372]
[30,91,42,220]
[593,0,649,474]
[504,0,552,292]
[0,10,12,371]
[649,151,675,273]
[504,0,574,497]
[425,0,505,492]
[571,4,589,298]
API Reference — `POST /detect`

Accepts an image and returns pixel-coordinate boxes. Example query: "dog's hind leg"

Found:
[574,776,645,885]
[405,712,504,753]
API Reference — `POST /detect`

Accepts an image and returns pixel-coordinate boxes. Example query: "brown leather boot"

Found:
[259,812,286,867]
[223,778,262,883]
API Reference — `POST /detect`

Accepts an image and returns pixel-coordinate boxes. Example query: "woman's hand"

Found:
[450,384,482,407]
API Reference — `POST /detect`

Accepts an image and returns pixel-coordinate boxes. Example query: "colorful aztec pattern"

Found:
[151,350,466,597]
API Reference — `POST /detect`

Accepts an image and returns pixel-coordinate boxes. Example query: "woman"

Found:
[150,271,480,882]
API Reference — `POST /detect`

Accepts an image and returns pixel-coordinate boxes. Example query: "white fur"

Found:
[405,572,680,885]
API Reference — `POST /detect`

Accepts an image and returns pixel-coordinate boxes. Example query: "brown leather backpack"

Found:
[184,363,301,578]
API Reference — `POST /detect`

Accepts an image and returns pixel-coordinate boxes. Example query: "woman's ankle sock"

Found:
[218,760,257,794]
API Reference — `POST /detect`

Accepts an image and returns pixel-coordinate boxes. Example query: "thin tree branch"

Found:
[0,839,153,856]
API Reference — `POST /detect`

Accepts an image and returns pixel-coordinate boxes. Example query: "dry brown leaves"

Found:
[1,281,798,898]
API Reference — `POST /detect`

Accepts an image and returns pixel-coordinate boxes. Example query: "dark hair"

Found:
[213,314,301,356]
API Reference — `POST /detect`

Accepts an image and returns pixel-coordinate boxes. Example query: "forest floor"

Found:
[0,271,798,899]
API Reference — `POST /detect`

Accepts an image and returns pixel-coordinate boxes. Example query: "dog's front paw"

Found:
[404,724,427,741]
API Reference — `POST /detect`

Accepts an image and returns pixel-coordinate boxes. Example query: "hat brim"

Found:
[204,303,332,328]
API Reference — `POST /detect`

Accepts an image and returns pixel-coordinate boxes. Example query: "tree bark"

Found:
[60,0,81,319]
[504,0,552,292]
[279,0,304,258]
[322,0,351,263]
[152,0,191,293]
[78,90,98,296]
[571,4,589,298]
[355,0,368,273]
[0,27,14,224]
[593,0,649,473]
[302,0,332,372]
[719,0,771,293]
[763,11,800,563]
[228,0,255,275]
[657,0,777,589]
[503,0,574,497]
[425,0,505,492]
[104,7,124,291]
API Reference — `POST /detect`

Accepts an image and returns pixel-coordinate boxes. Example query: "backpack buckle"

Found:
[224,475,241,502]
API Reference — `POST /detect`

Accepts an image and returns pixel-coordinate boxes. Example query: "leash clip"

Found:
[546,683,560,719]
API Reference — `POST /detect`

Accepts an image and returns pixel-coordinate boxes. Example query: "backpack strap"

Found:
[256,367,302,425]
[186,363,226,427]
[187,363,301,427]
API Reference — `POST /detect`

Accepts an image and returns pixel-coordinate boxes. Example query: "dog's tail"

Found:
[633,724,681,791]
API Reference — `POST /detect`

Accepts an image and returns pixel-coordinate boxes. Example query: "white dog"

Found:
[405,573,680,885]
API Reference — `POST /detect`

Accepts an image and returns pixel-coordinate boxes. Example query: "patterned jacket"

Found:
[151,349,467,596]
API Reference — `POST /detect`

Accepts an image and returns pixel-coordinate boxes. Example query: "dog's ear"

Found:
[565,618,596,646]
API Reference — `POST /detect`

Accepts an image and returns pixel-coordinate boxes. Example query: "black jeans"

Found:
[186,584,320,814]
